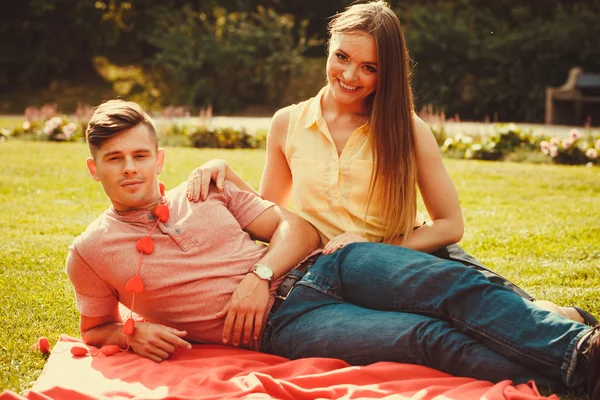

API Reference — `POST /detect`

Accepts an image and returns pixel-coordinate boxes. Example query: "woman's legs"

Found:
[292,243,590,391]
[430,244,594,324]
[264,284,565,392]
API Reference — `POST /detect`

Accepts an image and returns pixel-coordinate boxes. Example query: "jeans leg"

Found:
[430,244,535,301]
[263,285,563,391]
[298,242,588,390]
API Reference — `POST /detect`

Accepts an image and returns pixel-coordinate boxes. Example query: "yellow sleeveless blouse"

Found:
[284,87,389,245]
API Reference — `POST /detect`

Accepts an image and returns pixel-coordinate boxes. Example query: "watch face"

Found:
[255,265,273,280]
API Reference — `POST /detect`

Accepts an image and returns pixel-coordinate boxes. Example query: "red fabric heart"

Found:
[125,275,144,293]
[136,236,154,254]
[38,337,50,353]
[159,181,166,196]
[100,345,121,356]
[154,204,169,222]
[123,318,135,336]
[71,346,88,357]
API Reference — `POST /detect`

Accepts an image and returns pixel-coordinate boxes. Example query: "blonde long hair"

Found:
[328,1,417,243]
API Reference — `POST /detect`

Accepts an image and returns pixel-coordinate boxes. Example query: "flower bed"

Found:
[1,104,597,165]
[439,124,599,167]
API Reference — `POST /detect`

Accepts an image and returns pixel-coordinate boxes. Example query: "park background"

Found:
[1,1,599,399]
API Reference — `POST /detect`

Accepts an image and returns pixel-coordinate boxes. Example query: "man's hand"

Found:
[218,273,270,347]
[322,232,369,255]
[129,322,191,363]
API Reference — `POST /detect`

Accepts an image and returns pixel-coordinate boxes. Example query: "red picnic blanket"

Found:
[1,335,558,400]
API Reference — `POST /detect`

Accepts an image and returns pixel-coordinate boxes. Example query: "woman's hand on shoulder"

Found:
[186,159,229,202]
[322,232,368,255]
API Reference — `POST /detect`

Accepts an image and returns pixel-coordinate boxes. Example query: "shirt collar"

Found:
[303,86,370,136]
[304,86,328,129]
[106,196,168,224]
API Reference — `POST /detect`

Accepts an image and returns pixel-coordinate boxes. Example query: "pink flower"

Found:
[586,148,598,160]
[562,138,573,149]
[569,129,581,139]
[540,141,550,155]
[549,145,559,157]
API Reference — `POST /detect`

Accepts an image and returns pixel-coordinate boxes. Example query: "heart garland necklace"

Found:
[121,181,170,343]
[76,181,169,357]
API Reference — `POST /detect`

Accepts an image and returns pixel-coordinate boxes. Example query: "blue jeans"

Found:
[431,244,534,301]
[261,243,589,393]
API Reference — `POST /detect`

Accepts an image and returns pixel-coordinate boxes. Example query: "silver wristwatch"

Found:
[250,264,274,282]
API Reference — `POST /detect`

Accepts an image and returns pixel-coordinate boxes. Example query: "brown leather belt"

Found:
[271,253,321,315]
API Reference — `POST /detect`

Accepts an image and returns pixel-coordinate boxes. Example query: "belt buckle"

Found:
[274,285,295,301]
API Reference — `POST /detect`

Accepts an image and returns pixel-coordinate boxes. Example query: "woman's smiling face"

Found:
[326,32,378,107]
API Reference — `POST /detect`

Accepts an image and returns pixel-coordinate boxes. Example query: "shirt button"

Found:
[174,228,181,235]
[147,215,155,221]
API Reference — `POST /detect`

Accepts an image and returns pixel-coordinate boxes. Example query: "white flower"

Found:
[586,148,598,160]
[596,139,600,151]
[549,145,559,157]
[549,137,561,145]
[443,138,454,148]
[43,125,53,136]
[568,129,581,139]
[562,138,573,149]
[586,162,593,168]
[465,148,473,159]
[22,121,31,130]
[62,127,73,139]
[50,116,63,130]
[471,144,482,151]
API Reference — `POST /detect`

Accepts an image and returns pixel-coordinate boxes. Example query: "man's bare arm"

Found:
[80,309,191,363]
[220,206,321,346]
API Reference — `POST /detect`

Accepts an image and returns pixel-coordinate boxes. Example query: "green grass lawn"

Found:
[1,141,598,398]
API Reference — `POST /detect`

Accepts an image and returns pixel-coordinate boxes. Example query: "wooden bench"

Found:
[545,67,600,125]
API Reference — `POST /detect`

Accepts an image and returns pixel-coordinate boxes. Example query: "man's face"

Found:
[86,124,165,212]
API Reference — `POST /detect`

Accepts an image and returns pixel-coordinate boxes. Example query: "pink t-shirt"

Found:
[66,181,281,346]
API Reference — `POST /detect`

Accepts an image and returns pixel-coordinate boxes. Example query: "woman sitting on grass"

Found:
[187,0,596,325]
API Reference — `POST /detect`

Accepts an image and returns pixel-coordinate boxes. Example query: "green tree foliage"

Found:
[2,0,600,121]
[398,0,600,122]
[0,0,110,89]
[145,5,312,113]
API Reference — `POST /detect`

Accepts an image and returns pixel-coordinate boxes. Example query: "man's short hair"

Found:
[86,100,157,156]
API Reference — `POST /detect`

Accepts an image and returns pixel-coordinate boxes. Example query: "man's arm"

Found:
[80,311,191,363]
[219,205,321,347]
[67,249,191,362]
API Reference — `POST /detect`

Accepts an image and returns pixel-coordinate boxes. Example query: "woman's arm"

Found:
[257,107,293,207]
[391,115,464,252]
[187,107,293,205]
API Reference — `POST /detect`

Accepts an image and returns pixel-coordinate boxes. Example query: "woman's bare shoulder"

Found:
[268,106,294,143]
[411,113,439,151]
